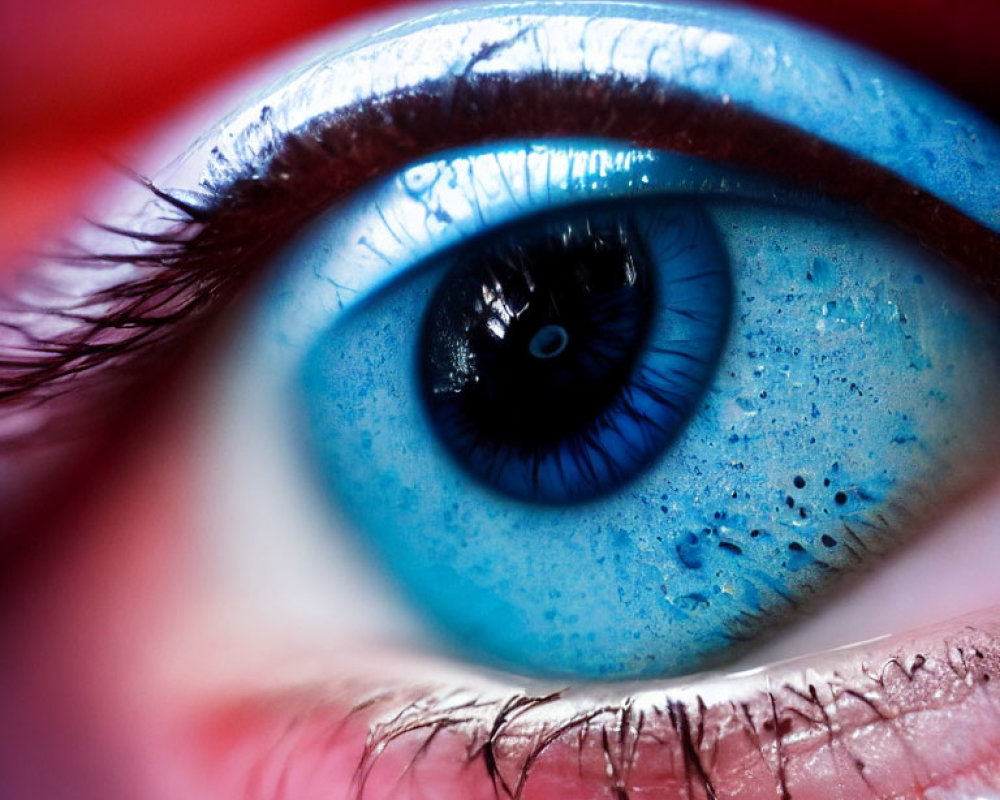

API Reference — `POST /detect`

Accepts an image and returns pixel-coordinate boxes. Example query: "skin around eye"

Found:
[3,3,1000,800]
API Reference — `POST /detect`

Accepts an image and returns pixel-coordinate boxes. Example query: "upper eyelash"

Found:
[0,184,218,444]
[3,9,998,515]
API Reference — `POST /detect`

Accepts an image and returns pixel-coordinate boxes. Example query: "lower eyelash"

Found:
[205,613,1000,800]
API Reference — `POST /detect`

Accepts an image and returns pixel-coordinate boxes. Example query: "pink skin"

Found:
[185,615,1000,800]
[2,2,1000,799]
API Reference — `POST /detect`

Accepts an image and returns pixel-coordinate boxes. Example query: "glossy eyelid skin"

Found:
[160,2,999,224]
[6,2,1000,800]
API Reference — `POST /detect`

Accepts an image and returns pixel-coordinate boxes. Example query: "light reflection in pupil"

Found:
[422,214,655,461]
[529,324,569,359]
[417,205,730,504]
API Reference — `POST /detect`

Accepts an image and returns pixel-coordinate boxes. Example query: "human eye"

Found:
[5,2,1000,800]
[259,134,998,683]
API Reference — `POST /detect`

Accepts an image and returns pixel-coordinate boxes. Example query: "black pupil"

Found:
[421,214,654,451]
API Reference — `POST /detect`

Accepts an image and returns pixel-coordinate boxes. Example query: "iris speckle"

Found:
[676,532,704,570]
[785,542,814,571]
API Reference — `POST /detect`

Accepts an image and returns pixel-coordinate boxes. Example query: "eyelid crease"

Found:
[2,1,999,522]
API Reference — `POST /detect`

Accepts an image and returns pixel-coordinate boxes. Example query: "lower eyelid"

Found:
[178,607,1000,800]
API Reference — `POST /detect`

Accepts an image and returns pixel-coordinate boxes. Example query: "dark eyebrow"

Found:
[2,50,998,533]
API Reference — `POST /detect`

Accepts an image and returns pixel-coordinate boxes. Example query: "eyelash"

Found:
[226,619,1000,800]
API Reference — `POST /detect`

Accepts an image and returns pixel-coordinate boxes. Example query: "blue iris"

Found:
[418,203,731,504]
[291,141,1000,679]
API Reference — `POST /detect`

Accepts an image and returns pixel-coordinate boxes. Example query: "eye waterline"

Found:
[258,142,845,354]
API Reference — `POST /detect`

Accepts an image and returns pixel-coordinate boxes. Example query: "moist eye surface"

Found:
[292,141,1000,680]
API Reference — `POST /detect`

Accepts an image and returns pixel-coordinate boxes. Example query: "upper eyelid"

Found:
[116,3,1000,303]
[2,2,1000,523]
[175,2,1000,227]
